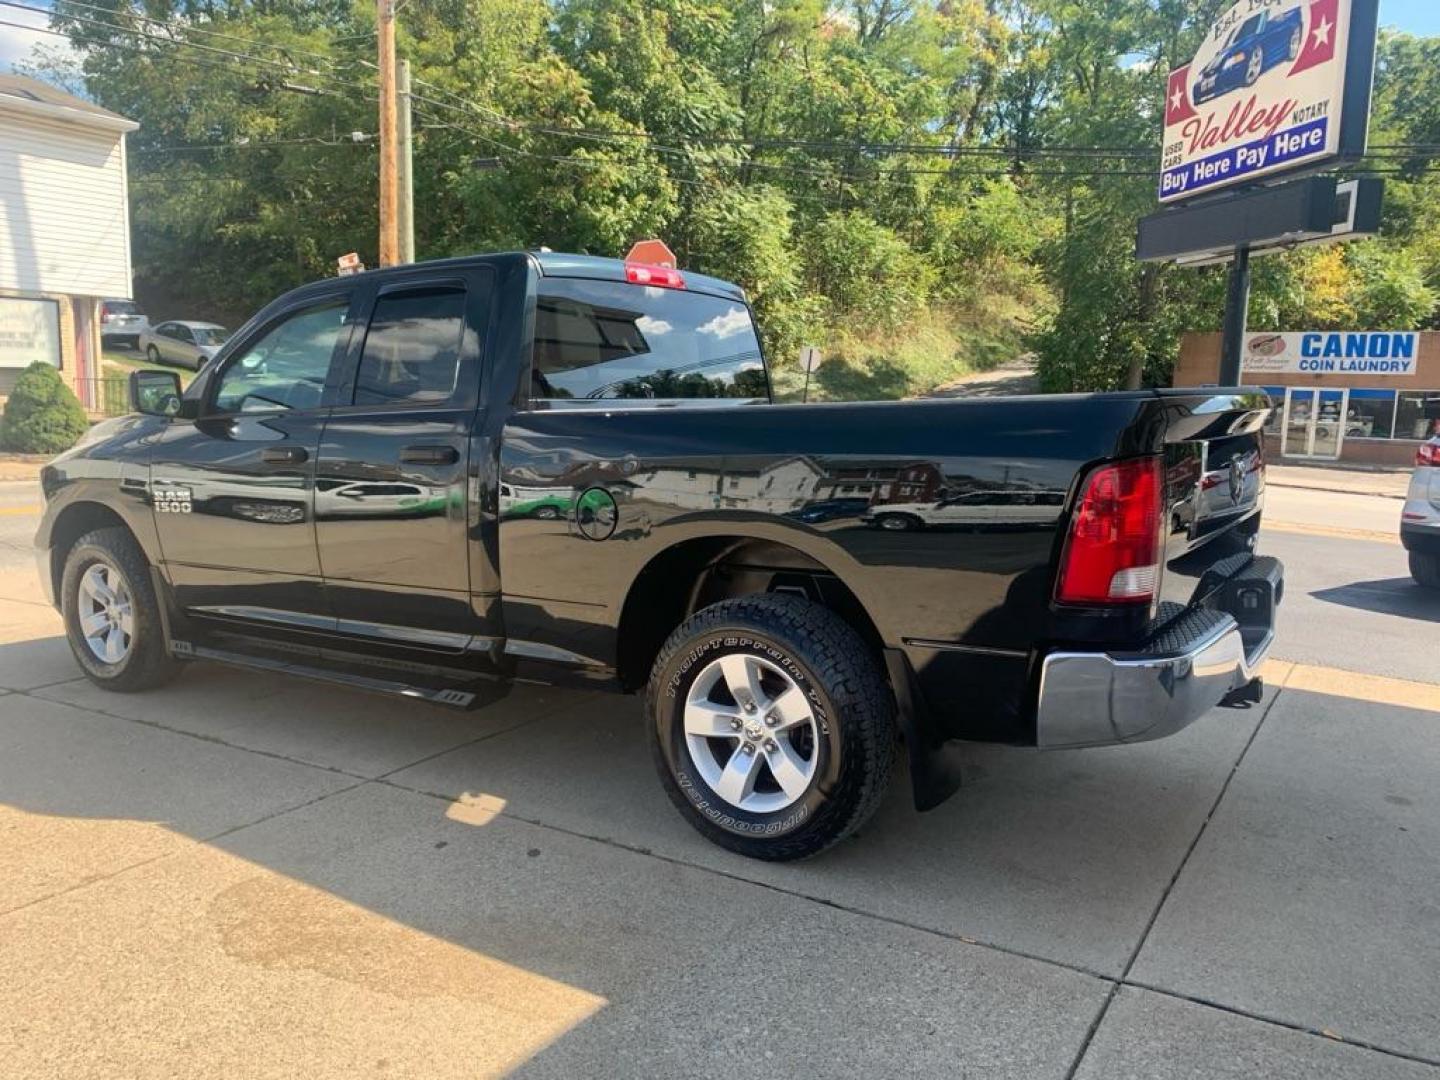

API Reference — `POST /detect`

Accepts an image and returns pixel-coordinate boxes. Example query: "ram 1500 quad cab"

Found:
[36,253,1282,860]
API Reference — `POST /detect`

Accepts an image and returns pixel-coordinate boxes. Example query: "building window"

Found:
[0,296,61,370]
[1345,389,1396,439]
[1397,392,1440,441]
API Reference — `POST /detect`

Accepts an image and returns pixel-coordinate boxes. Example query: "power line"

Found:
[48,0,361,71]
[5,0,325,75]
[25,8,1434,168]
[1,1,372,100]
[132,135,376,155]
[0,16,267,79]
[410,97,1437,184]
[18,8,1436,183]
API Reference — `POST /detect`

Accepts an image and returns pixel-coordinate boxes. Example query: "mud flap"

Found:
[884,648,965,812]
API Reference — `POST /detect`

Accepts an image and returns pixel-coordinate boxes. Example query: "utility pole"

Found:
[397,58,415,264]
[376,0,399,267]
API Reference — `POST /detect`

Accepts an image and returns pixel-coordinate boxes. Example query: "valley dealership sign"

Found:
[1160,0,1378,203]
[1242,332,1419,376]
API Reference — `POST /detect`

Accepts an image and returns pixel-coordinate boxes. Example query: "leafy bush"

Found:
[686,185,818,363]
[1,362,88,453]
[932,179,1048,298]
[803,212,932,330]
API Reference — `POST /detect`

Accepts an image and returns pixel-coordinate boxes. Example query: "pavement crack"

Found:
[0,778,370,923]
[15,686,369,782]
[0,850,178,922]
[375,774,1122,982]
[1062,687,1284,1080]
[368,693,597,783]
[1118,979,1440,1071]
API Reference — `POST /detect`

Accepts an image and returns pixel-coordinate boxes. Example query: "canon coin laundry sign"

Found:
[1242,332,1419,376]
[1161,0,1372,203]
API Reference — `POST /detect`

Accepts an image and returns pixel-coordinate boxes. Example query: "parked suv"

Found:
[36,252,1282,861]
[100,299,149,349]
[1403,438,1440,588]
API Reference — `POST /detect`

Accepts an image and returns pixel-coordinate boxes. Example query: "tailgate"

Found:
[1154,390,1273,627]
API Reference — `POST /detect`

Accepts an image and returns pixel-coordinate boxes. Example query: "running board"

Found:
[169,639,504,709]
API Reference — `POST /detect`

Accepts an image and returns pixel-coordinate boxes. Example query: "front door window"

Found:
[213,301,349,414]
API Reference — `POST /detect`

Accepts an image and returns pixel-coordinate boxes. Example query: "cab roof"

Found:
[532,252,746,302]
[275,250,747,308]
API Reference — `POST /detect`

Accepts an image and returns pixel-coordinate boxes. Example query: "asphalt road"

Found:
[0,483,1437,1078]
[0,481,39,577]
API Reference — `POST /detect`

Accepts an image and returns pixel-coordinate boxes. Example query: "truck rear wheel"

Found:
[61,527,179,692]
[646,593,895,861]
[1412,551,1440,589]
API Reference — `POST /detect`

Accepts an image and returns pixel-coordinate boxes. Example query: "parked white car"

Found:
[1402,437,1440,588]
[140,320,230,370]
[100,299,149,348]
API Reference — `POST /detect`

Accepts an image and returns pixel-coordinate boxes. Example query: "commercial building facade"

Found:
[1175,331,1440,466]
[0,73,137,414]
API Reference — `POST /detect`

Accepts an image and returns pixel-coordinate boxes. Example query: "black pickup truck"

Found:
[35,252,1282,860]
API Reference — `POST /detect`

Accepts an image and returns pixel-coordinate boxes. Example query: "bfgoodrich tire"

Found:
[61,527,179,692]
[1412,551,1440,589]
[646,593,895,861]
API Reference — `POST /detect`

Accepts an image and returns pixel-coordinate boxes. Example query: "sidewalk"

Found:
[1266,462,1411,500]
[0,455,49,483]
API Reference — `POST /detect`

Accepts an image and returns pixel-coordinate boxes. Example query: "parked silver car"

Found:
[140,320,230,370]
[100,299,149,348]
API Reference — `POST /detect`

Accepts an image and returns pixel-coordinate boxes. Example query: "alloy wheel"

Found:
[683,653,820,813]
[78,562,133,664]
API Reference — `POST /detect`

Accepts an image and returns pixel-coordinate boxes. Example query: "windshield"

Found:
[193,327,229,346]
[104,301,140,316]
[1226,15,1263,47]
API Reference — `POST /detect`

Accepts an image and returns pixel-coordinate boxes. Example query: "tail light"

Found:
[1417,442,1438,468]
[625,263,685,289]
[1056,456,1164,605]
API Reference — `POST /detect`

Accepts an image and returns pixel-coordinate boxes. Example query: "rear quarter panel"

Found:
[498,394,1170,739]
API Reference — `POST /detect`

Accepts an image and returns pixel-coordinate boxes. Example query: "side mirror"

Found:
[129,369,182,417]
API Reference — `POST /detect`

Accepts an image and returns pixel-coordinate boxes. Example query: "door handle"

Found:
[400,445,459,465]
[261,446,308,464]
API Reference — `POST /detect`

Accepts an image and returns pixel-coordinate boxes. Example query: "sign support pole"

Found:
[1219,245,1251,386]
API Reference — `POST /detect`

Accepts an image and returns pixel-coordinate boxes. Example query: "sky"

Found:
[3,0,1440,74]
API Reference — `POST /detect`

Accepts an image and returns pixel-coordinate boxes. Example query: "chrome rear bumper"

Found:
[1036,558,1281,750]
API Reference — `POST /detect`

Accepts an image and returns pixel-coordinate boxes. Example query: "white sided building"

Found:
[0,73,137,411]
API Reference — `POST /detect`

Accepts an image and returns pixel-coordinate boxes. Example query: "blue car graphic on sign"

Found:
[1193,6,1305,105]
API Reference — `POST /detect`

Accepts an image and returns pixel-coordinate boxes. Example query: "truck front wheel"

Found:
[646,593,895,861]
[61,527,179,692]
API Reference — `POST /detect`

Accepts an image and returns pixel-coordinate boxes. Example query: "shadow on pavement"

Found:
[0,630,1108,1079]
[1310,578,1440,623]
[4,625,1438,1075]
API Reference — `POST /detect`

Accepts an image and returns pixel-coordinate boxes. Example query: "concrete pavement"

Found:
[0,497,1438,1077]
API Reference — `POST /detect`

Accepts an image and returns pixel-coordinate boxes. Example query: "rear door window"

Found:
[353,286,468,406]
[532,279,767,402]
